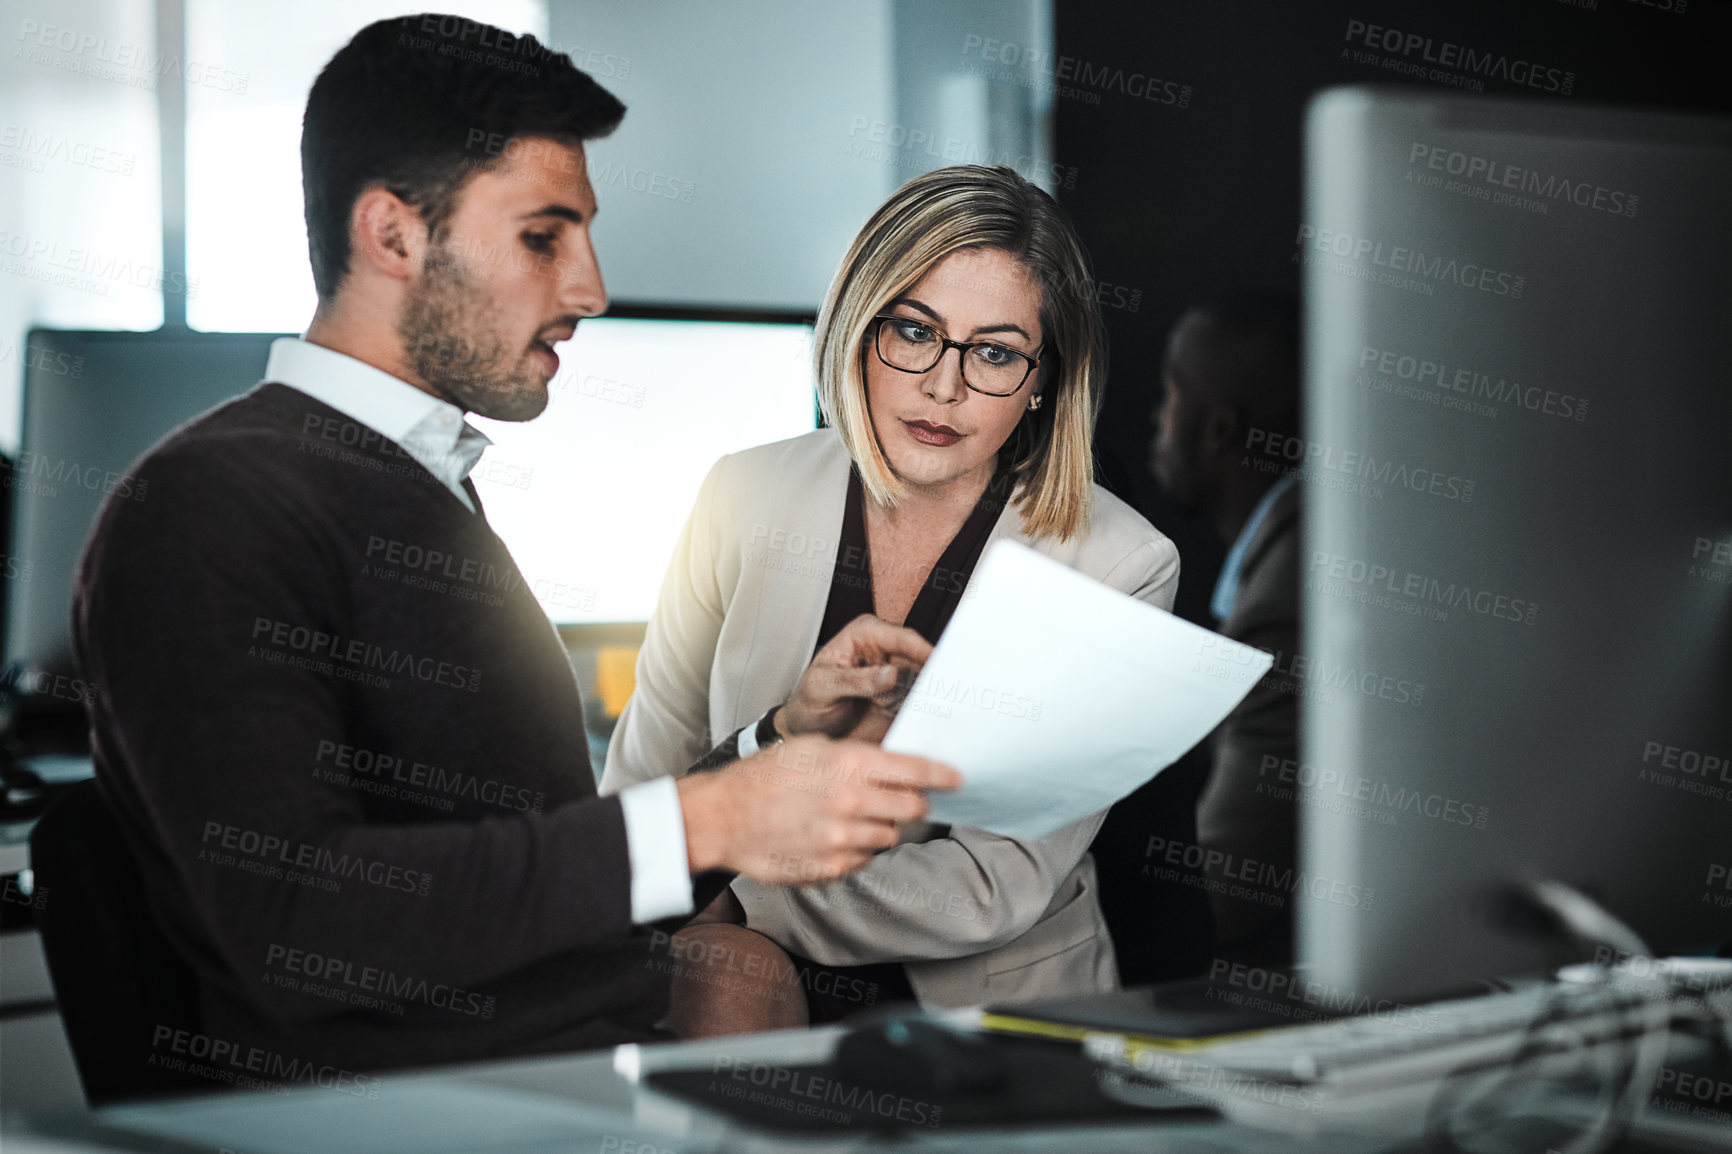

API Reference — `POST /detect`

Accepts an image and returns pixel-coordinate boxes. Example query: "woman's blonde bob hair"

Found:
[813,165,1107,542]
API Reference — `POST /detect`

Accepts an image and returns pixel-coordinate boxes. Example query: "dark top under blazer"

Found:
[816,463,1017,650]
[73,382,680,1078]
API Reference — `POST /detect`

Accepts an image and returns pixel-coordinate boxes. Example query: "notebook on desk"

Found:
[979,974,1342,1051]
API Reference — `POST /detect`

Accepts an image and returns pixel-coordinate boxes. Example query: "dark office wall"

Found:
[1054,0,1731,625]
[1052,0,1731,982]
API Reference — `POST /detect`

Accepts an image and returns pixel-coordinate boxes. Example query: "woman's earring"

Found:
[1027,394,1044,412]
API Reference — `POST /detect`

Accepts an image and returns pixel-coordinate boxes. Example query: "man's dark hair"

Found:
[1162,289,1301,435]
[301,14,626,299]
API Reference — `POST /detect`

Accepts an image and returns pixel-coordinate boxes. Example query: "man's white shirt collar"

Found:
[264,337,492,512]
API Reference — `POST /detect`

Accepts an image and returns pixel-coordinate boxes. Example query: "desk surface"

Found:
[6,1017,1731,1154]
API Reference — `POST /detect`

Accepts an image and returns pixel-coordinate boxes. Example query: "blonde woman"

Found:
[603,165,1179,1034]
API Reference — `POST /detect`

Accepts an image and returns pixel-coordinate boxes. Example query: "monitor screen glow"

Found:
[468,316,817,624]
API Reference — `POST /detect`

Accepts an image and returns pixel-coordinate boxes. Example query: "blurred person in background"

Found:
[1150,291,1303,966]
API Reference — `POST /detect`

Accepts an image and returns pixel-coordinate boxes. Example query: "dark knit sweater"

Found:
[73,383,673,1077]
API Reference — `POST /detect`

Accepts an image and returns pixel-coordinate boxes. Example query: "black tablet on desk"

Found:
[642,1030,1219,1135]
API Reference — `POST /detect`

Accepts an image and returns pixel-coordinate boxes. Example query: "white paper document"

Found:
[882,541,1274,840]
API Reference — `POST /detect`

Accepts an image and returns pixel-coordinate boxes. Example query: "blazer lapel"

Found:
[724,439,853,731]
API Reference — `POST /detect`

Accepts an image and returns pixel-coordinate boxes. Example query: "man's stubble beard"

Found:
[398,246,549,422]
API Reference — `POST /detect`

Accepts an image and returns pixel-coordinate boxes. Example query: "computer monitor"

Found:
[1299,88,1732,1000]
[6,308,817,675]
[7,329,279,672]
[468,307,817,625]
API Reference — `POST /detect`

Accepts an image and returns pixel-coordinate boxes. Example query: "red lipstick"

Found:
[904,419,963,447]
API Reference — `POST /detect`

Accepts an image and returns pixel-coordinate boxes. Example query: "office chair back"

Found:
[30,777,207,1103]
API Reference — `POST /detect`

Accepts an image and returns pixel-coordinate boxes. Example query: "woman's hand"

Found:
[780,615,932,743]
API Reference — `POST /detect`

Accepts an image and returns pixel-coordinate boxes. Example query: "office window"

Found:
[184,0,547,333]
[0,0,164,451]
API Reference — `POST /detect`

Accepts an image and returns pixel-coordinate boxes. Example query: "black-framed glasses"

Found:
[871,314,1042,398]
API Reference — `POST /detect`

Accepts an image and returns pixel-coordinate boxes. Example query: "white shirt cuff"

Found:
[618,776,694,924]
[735,708,776,760]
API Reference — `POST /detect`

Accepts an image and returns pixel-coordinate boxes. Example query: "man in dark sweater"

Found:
[72,15,955,1082]
[1150,293,1303,966]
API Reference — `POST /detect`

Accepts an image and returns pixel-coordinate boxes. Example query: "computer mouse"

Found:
[832,1014,1010,1097]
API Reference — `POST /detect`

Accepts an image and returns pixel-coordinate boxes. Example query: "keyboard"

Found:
[1083,978,1677,1134]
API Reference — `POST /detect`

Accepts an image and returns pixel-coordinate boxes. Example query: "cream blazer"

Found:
[602,429,1180,1010]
